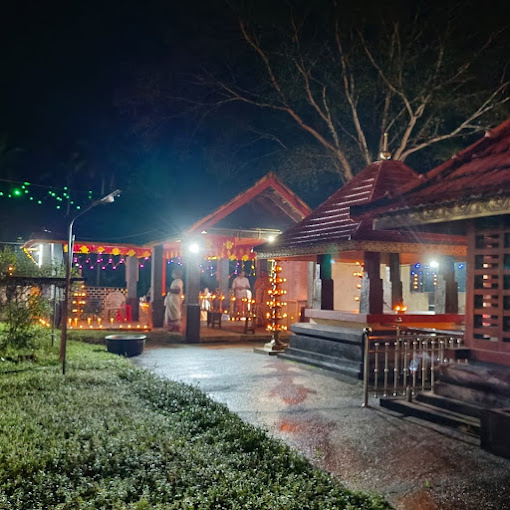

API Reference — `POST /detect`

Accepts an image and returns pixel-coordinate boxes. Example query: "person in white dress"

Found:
[164,269,183,330]
[232,270,251,314]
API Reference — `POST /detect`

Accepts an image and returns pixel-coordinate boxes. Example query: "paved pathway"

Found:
[133,343,510,510]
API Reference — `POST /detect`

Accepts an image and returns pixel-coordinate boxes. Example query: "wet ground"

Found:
[133,342,510,510]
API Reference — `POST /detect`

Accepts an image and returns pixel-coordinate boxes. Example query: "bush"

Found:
[0,342,392,509]
[0,246,58,351]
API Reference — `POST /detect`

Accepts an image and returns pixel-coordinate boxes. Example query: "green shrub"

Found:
[0,342,392,509]
[0,246,59,352]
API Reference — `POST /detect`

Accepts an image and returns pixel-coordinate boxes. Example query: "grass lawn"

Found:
[0,341,392,509]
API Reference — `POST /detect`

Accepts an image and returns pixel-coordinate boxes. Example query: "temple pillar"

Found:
[389,253,403,310]
[185,254,201,343]
[360,251,383,314]
[125,255,139,321]
[308,261,318,309]
[318,254,334,310]
[435,256,458,314]
[150,244,165,327]
[217,258,230,304]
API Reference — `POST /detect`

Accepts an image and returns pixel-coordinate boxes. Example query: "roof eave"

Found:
[256,239,466,259]
[374,194,510,230]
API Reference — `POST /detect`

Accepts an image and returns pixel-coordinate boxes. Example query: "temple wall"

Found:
[279,260,308,325]
[332,262,360,312]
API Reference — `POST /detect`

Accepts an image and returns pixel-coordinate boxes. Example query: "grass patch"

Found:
[0,341,392,509]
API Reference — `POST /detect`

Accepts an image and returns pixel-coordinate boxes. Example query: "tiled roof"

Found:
[256,160,423,256]
[356,119,510,222]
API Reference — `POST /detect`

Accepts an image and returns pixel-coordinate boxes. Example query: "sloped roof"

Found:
[256,160,466,258]
[357,119,510,229]
[188,172,311,233]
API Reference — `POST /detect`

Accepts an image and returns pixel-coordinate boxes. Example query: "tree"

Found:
[197,1,510,183]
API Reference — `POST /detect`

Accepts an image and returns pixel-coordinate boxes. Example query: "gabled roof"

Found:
[188,172,311,233]
[357,119,510,229]
[256,160,467,258]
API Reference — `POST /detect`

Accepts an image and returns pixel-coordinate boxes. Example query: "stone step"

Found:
[434,380,510,409]
[278,347,362,378]
[416,391,484,419]
[380,396,481,436]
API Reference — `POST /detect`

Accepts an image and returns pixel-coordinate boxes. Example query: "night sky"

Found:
[0,0,508,244]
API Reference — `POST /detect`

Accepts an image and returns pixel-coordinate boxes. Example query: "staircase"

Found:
[380,361,510,445]
[380,391,482,436]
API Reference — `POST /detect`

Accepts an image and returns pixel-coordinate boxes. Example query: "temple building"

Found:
[256,159,466,372]
[23,173,311,339]
[354,119,510,457]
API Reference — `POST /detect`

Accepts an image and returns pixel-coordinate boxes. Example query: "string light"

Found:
[0,178,95,210]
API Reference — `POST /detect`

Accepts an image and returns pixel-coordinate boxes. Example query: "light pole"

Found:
[60,189,121,374]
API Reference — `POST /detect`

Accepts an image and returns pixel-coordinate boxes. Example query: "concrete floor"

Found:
[133,342,510,510]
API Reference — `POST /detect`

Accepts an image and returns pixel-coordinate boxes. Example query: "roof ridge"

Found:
[368,161,385,201]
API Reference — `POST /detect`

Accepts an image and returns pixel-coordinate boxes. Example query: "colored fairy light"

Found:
[13,189,21,196]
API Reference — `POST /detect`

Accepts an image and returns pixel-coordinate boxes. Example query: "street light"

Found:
[60,189,121,374]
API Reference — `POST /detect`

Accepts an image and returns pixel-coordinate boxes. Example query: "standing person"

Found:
[232,270,251,314]
[253,270,271,327]
[164,269,183,331]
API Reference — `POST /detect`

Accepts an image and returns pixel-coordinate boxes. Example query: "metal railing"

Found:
[362,327,465,406]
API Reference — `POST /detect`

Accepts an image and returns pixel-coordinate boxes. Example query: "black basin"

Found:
[106,334,146,357]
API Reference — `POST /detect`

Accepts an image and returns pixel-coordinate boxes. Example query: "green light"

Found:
[0,192,3,196]
[13,189,22,196]
[70,201,74,204]
[64,186,68,190]
[29,197,34,201]
[8,194,11,198]
[56,205,61,209]
[37,201,42,205]
[76,206,81,210]
[24,190,29,194]
[23,182,30,186]
[21,185,25,189]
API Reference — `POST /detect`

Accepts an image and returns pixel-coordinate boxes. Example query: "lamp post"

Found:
[60,189,121,374]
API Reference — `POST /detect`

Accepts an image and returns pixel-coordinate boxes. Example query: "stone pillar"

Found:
[125,255,139,321]
[435,256,458,314]
[217,258,230,304]
[308,261,318,309]
[185,255,201,343]
[150,244,164,327]
[389,253,403,310]
[318,254,334,310]
[360,251,383,314]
